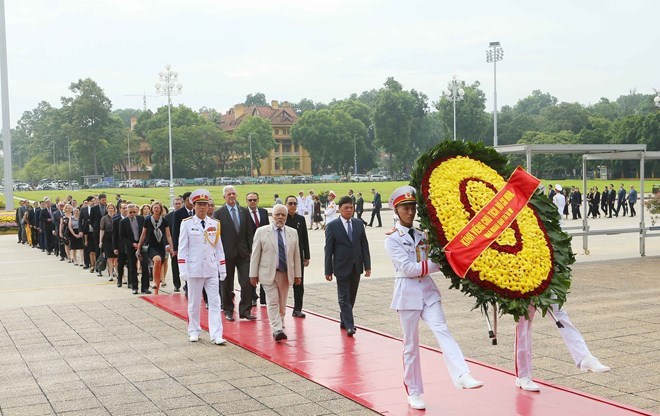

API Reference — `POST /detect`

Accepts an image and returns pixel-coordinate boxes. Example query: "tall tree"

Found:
[514,90,558,116]
[244,92,268,106]
[234,116,276,176]
[374,77,415,174]
[435,80,489,143]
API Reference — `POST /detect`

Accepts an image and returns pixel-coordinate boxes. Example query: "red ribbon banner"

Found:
[444,166,541,278]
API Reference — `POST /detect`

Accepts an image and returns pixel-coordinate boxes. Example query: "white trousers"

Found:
[263,271,289,333]
[398,301,469,395]
[187,276,223,341]
[515,304,591,378]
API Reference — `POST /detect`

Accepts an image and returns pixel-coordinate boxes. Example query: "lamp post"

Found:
[654,89,660,108]
[67,137,71,189]
[353,134,358,175]
[486,42,504,147]
[155,65,183,208]
[127,130,131,181]
[248,133,254,177]
[443,75,465,141]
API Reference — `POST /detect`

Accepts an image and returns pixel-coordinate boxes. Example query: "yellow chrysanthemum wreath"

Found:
[412,141,573,320]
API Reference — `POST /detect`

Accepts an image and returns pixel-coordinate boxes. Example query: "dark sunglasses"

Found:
[287,202,298,205]
[247,199,258,202]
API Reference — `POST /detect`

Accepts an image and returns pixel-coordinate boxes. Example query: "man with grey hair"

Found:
[250,204,301,341]
[213,186,254,321]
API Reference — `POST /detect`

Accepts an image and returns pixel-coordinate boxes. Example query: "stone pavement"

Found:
[1,216,659,415]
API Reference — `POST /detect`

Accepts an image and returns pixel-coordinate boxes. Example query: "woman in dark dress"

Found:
[99,203,117,280]
[312,195,323,230]
[137,201,173,295]
[59,204,73,262]
[68,208,84,266]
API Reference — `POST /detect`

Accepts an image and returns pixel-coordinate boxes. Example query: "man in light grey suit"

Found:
[249,204,302,341]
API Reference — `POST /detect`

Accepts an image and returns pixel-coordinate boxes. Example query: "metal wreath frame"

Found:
[494,144,660,256]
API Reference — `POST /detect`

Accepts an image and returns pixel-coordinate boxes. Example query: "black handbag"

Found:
[95,254,107,272]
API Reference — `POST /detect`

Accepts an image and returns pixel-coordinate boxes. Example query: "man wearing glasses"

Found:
[285,195,311,318]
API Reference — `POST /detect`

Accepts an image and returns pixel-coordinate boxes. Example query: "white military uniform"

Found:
[515,304,592,379]
[385,223,471,393]
[325,198,338,224]
[178,214,227,341]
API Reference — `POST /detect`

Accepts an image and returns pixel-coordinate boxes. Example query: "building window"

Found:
[274,157,280,171]
[282,139,292,154]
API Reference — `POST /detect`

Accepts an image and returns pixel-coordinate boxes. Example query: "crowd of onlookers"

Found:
[547,183,639,220]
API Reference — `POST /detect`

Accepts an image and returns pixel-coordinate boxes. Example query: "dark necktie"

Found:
[201,219,205,229]
[188,209,193,217]
[408,228,416,242]
[277,228,287,272]
[231,207,240,232]
[252,210,260,227]
[346,219,353,242]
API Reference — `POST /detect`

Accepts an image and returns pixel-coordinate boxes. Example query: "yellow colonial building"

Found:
[220,100,312,176]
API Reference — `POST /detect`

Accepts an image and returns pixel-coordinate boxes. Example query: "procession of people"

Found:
[13,182,613,412]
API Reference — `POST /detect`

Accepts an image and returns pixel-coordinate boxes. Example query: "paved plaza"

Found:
[0,210,659,415]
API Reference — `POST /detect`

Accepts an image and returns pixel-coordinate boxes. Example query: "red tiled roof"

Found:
[220,104,298,131]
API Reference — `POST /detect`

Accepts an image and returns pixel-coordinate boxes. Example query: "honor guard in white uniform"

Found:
[384,186,483,411]
[178,189,227,344]
[515,304,610,391]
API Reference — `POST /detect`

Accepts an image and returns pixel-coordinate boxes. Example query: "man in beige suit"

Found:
[249,204,302,341]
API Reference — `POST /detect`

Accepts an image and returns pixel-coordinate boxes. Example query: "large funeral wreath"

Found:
[411,141,574,320]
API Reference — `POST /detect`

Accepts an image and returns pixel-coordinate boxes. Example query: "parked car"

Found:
[291,175,313,184]
[351,174,369,182]
[369,174,388,182]
[13,182,31,191]
[155,179,169,187]
[217,177,242,186]
[91,181,110,189]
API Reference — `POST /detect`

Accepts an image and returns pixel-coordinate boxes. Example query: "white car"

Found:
[369,174,388,182]
[155,180,169,187]
[351,174,369,182]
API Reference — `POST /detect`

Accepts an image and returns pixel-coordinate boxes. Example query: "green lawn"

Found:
[3,178,660,209]
[4,181,408,208]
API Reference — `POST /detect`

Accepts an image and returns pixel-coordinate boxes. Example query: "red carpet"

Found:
[142,294,652,416]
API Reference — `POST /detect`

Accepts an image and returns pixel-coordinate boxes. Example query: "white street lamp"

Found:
[155,65,183,209]
[443,75,465,141]
[353,134,358,175]
[486,41,504,147]
[654,89,660,108]
[248,133,254,177]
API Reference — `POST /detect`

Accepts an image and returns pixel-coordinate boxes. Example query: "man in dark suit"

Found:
[246,192,269,306]
[368,188,382,227]
[16,200,27,244]
[91,193,108,258]
[284,195,310,318]
[608,184,617,218]
[213,186,254,321]
[171,192,193,293]
[112,202,128,287]
[79,196,95,269]
[119,204,151,295]
[325,195,371,336]
[40,198,56,255]
[285,195,311,318]
[592,186,601,218]
[53,201,67,260]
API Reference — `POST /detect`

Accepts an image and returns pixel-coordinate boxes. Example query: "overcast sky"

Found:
[1,0,658,126]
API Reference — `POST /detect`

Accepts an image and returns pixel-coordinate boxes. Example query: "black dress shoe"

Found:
[292,310,306,318]
[174,288,180,292]
[347,328,356,337]
[117,283,122,288]
[141,290,152,294]
[251,300,258,307]
[132,289,138,294]
[240,314,257,320]
[273,330,288,341]
[225,313,235,322]
[82,266,90,270]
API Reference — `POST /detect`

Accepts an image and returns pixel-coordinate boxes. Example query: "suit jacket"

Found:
[91,204,106,233]
[286,213,310,263]
[355,196,364,214]
[249,225,301,286]
[79,205,94,235]
[213,204,253,261]
[324,216,371,277]
[247,207,270,235]
[112,214,125,253]
[119,215,144,250]
[372,192,382,210]
[171,206,193,250]
[40,206,55,232]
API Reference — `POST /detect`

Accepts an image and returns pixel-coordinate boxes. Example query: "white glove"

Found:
[219,273,227,281]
